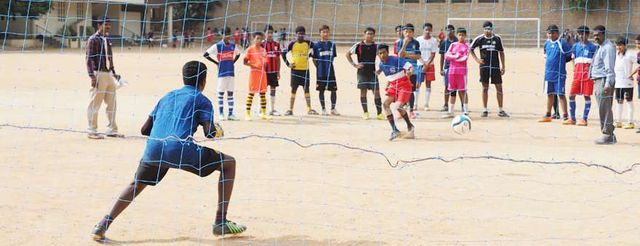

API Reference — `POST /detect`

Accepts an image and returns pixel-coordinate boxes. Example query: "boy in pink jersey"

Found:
[442,27,470,118]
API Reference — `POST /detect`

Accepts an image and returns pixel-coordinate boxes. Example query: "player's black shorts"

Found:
[357,73,379,90]
[615,88,634,101]
[291,70,310,89]
[134,147,225,186]
[267,73,279,87]
[316,77,337,91]
[479,67,503,84]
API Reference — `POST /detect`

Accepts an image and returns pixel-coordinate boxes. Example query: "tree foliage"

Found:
[0,0,52,19]
[169,0,221,29]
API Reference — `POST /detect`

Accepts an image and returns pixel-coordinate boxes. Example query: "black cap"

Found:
[483,21,493,29]
[546,24,559,33]
[576,25,590,34]
[95,16,112,25]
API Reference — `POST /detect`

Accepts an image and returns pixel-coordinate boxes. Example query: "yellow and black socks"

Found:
[260,93,267,112]
[246,93,255,112]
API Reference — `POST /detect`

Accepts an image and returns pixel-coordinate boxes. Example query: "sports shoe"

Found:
[321,109,329,116]
[424,104,430,111]
[498,110,510,118]
[636,128,640,133]
[562,119,576,125]
[538,117,552,123]
[330,109,340,116]
[594,134,617,145]
[105,131,124,138]
[623,122,635,129]
[227,115,239,121]
[269,110,281,116]
[402,126,415,139]
[614,122,622,128]
[440,105,448,112]
[577,119,588,126]
[212,220,247,236]
[307,109,319,115]
[91,215,112,241]
[389,130,401,141]
[87,132,104,139]
[481,110,489,117]
[463,111,469,116]
[362,112,370,120]
[376,113,385,120]
[284,110,293,116]
[441,113,454,119]
[553,113,561,119]
[259,110,271,120]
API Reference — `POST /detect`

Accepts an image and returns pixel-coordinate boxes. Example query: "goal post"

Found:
[447,17,541,48]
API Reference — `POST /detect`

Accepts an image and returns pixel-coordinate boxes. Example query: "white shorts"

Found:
[217,76,235,92]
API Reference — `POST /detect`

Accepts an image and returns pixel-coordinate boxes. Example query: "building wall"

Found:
[202,0,638,40]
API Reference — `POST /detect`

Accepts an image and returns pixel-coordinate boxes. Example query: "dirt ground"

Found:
[1,46,639,245]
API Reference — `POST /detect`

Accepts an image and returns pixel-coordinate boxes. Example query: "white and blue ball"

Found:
[451,115,472,135]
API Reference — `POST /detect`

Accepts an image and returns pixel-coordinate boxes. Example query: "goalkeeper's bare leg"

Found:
[91,155,242,241]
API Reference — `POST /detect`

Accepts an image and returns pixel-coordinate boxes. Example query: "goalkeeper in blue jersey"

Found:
[91,61,246,241]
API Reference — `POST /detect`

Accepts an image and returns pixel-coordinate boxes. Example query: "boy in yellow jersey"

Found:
[282,26,318,116]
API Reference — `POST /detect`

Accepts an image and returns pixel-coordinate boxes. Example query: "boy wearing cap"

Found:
[470,21,509,118]
[539,24,572,123]
[565,26,597,126]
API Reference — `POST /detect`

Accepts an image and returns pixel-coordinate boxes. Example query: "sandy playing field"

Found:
[1,46,639,245]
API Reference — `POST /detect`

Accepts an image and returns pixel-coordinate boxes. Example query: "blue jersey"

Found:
[142,85,214,167]
[544,39,572,82]
[312,40,337,79]
[395,38,421,70]
[375,56,413,82]
[572,41,597,64]
[205,41,240,77]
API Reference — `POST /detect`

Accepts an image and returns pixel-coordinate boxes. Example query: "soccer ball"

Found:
[451,115,471,135]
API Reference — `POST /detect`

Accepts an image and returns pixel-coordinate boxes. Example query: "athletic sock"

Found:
[583,99,591,120]
[217,92,225,116]
[386,114,398,131]
[569,99,576,121]
[305,92,312,109]
[227,91,234,116]
[270,90,276,112]
[463,104,468,114]
[360,96,368,113]
[401,111,413,129]
[319,90,326,110]
[245,93,254,112]
[615,102,623,122]
[409,92,415,111]
[449,103,455,114]
[289,92,296,110]
[425,88,431,106]
[627,101,634,123]
[414,90,420,108]
[330,91,337,110]
[260,93,267,112]
[374,97,382,115]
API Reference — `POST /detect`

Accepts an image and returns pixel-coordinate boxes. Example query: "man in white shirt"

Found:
[415,23,439,111]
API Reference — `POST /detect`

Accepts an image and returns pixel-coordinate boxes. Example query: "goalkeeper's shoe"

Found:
[212,220,247,236]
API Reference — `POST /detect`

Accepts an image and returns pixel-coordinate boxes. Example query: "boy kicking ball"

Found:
[91,61,246,241]
[376,44,415,141]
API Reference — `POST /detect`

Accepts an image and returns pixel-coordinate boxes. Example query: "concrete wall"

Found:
[200,0,638,41]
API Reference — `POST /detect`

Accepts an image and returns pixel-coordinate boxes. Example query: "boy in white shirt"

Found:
[613,36,636,129]
[415,23,439,111]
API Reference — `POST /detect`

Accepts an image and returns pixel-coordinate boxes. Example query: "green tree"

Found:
[0,0,52,20]
[169,0,221,29]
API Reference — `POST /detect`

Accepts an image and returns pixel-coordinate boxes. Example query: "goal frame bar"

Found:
[447,17,541,48]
